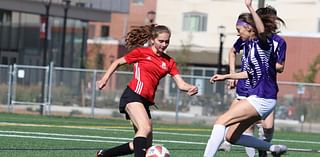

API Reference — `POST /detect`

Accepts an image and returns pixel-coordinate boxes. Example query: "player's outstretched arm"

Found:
[210,71,248,84]
[172,74,198,96]
[228,47,238,89]
[97,57,127,90]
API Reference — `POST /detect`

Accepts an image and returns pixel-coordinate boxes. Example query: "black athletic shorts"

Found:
[119,87,154,120]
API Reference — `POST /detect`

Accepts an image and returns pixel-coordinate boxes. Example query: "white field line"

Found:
[1,122,320,145]
[0,134,125,144]
[0,130,320,153]
[0,122,208,137]
[0,130,206,145]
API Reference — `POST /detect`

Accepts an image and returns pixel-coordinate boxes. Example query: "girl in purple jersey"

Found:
[223,6,287,157]
[203,0,287,156]
[257,33,286,157]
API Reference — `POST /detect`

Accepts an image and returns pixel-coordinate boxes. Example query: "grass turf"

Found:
[0,113,319,157]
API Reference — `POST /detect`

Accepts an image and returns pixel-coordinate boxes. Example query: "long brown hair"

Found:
[256,6,285,34]
[125,25,171,50]
[237,10,282,37]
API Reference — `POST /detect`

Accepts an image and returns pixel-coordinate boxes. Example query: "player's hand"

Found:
[96,79,106,90]
[187,85,198,96]
[210,74,226,84]
[227,79,236,89]
[245,0,252,7]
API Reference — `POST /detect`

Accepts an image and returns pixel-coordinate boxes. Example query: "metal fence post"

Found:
[91,70,97,118]
[7,64,13,113]
[47,61,54,115]
[175,87,181,124]
[10,64,17,113]
[40,64,50,115]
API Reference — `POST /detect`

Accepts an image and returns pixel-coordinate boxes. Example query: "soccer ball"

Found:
[145,145,170,157]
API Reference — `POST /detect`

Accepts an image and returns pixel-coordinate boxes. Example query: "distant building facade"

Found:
[88,0,158,70]
[155,0,320,80]
[0,0,129,68]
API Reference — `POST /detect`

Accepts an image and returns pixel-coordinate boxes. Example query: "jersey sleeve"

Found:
[277,40,287,63]
[124,48,142,64]
[257,34,272,50]
[233,38,244,53]
[169,59,180,76]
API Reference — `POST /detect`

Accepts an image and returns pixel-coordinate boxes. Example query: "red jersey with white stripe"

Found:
[124,47,179,103]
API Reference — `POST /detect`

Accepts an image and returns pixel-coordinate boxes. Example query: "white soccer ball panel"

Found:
[146,145,170,157]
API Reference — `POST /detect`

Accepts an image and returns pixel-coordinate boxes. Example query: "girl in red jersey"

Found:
[96,25,198,157]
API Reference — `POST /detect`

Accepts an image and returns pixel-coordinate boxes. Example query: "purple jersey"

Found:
[233,35,285,99]
[272,34,286,64]
[233,38,251,97]
[245,37,278,99]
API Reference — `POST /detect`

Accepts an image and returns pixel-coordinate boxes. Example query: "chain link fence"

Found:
[0,63,319,133]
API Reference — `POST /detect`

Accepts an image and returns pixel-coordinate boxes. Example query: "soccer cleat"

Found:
[218,141,232,152]
[96,149,106,157]
[258,150,268,157]
[271,145,287,157]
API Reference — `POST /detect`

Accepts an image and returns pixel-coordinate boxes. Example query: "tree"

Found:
[293,54,320,83]
[292,54,320,123]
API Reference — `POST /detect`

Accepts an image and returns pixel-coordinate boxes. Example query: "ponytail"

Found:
[125,24,171,50]
[125,25,154,49]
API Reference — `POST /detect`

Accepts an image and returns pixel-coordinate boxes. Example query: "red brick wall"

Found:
[109,0,157,40]
[87,42,120,90]
[278,36,320,83]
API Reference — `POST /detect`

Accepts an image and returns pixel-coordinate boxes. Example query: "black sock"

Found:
[133,137,147,157]
[102,142,133,157]
[263,128,274,142]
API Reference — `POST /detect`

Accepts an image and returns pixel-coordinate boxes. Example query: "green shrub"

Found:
[15,84,41,102]
[51,86,74,106]
[0,84,41,103]
[69,109,82,116]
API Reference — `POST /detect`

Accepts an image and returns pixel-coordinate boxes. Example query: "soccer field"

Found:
[0,113,319,157]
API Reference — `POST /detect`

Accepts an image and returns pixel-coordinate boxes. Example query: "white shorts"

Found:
[236,94,247,100]
[246,95,276,119]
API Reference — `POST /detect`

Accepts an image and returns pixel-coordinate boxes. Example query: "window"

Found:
[0,10,11,23]
[318,18,320,32]
[1,57,8,65]
[133,0,144,4]
[101,25,110,38]
[183,12,207,32]
[10,57,16,64]
[1,54,18,65]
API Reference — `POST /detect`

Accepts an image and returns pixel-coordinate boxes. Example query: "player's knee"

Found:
[215,115,231,125]
[139,124,152,135]
[225,134,239,144]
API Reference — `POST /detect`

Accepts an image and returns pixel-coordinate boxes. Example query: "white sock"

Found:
[204,124,226,157]
[257,124,264,140]
[233,134,271,151]
[243,132,256,157]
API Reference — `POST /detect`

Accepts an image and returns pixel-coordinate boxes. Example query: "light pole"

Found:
[80,20,87,106]
[40,0,51,115]
[258,0,265,8]
[42,0,51,66]
[217,25,226,74]
[80,20,87,69]
[60,0,71,67]
[216,25,226,99]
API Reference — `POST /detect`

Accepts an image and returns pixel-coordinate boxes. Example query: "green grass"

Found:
[0,113,319,157]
